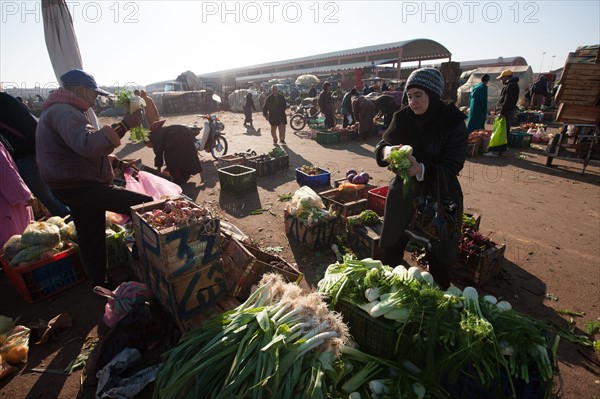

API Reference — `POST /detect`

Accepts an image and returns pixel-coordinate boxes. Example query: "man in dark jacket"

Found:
[263,85,288,145]
[530,75,549,109]
[318,81,336,128]
[487,70,519,156]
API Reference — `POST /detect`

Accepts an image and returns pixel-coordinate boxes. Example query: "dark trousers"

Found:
[52,184,152,284]
[383,233,453,289]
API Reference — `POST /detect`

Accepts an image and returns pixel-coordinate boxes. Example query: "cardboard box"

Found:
[131,199,221,278]
[221,238,304,300]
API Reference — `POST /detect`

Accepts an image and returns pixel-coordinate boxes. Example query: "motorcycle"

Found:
[289,101,323,131]
[193,114,228,159]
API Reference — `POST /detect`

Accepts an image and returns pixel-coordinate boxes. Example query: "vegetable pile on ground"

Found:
[468,130,492,145]
[1,217,76,267]
[140,199,218,230]
[318,256,559,398]
[154,273,349,399]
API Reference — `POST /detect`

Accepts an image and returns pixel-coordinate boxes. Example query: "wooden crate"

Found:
[133,256,227,328]
[345,221,385,261]
[218,154,245,168]
[453,244,506,286]
[283,209,338,250]
[131,199,221,278]
[320,188,369,218]
[556,103,600,124]
[221,238,304,300]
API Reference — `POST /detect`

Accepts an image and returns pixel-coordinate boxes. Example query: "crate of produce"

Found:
[295,167,331,189]
[273,154,289,171]
[283,209,338,250]
[221,237,304,300]
[467,141,480,157]
[455,243,506,286]
[131,199,221,278]
[367,186,389,216]
[320,188,368,219]
[1,243,85,303]
[462,212,482,231]
[106,225,130,271]
[133,256,227,329]
[335,298,398,360]
[218,165,257,193]
[345,221,385,261]
[508,132,533,149]
[247,156,277,177]
[218,154,245,168]
[316,131,340,144]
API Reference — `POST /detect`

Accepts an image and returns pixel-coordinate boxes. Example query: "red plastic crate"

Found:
[1,244,86,303]
[367,186,388,216]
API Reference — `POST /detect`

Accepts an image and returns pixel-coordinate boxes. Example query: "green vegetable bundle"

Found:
[347,210,380,227]
[155,273,349,399]
[385,145,413,191]
[317,257,559,398]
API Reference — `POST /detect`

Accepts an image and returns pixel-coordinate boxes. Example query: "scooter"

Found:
[193,114,228,159]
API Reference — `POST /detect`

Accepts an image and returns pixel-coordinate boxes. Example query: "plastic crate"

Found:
[218,165,257,193]
[508,132,533,148]
[367,186,389,216]
[106,227,130,271]
[247,156,277,177]
[335,298,398,360]
[316,131,340,144]
[295,167,331,189]
[218,154,245,168]
[1,244,85,303]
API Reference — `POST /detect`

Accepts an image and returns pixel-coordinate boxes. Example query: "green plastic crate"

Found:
[316,131,340,144]
[508,132,533,149]
[218,165,257,193]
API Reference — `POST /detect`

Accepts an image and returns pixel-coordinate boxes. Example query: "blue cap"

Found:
[60,69,110,95]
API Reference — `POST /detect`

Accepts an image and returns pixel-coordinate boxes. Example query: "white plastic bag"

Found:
[287,186,324,216]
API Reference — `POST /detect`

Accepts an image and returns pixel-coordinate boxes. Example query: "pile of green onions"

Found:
[318,256,559,398]
[154,273,348,399]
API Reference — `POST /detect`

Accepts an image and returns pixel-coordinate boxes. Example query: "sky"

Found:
[1,0,599,94]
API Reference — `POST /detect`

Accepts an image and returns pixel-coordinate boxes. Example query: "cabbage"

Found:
[20,222,61,248]
[386,145,414,194]
[9,245,56,266]
[2,235,24,261]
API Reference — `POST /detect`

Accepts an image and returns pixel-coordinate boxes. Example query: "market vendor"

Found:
[35,68,152,286]
[145,120,203,185]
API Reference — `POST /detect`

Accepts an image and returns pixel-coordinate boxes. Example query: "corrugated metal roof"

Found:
[458,56,527,67]
[235,59,398,82]
[201,39,451,78]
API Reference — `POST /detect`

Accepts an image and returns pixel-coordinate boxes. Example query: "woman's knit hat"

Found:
[405,67,444,97]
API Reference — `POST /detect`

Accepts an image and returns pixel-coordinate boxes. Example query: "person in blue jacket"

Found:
[466,74,490,133]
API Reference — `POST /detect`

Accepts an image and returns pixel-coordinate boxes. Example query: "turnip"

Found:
[347,173,357,183]
[352,175,366,184]
[346,169,358,178]
[358,172,370,182]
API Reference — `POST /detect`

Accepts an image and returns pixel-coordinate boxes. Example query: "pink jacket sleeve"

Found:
[0,143,33,205]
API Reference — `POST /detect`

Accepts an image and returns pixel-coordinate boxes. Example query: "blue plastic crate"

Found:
[295,167,330,189]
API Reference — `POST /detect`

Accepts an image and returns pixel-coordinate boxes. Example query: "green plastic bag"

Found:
[489,116,508,148]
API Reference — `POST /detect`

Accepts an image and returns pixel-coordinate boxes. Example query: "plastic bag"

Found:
[489,116,508,148]
[94,282,154,329]
[287,186,324,216]
[0,325,30,364]
[20,222,61,248]
[138,171,182,200]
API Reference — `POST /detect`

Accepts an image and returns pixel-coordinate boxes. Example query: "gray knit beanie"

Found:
[405,67,444,97]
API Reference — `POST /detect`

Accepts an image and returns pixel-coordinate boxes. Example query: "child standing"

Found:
[243,92,257,127]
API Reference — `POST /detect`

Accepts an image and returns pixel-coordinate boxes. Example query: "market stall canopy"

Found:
[457,65,534,111]
[194,39,451,83]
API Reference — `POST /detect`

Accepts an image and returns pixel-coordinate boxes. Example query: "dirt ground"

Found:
[1,110,599,398]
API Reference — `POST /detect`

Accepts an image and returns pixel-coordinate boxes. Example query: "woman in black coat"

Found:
[374,68,468,288]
